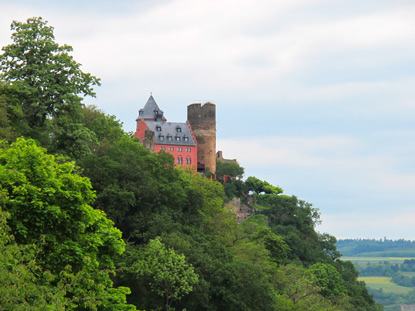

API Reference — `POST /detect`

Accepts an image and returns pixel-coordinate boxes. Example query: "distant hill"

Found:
[336,239,415,257]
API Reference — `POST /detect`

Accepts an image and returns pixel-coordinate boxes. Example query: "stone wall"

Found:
[225,197,256,224]
[216,150,238,164]
[187,102,216,173]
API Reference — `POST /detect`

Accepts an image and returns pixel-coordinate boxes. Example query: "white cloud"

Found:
[3,1,413,96]
[218,135,415,194]
[218,135,362,169]
[1,0,415,240]
[320,210,415,239]
[282,76,415,109]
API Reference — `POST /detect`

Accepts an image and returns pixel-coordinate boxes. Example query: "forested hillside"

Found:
[0,17,382,310]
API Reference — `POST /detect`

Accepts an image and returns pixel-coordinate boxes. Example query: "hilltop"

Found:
[0,17,382,311]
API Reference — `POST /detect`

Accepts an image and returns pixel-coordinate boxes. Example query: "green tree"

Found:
[78,136,192,236]
[245,176,283,195]
[318,233,342,261]
[0,92,17,141]
[134,237,199,311]
[0,17,100,154]
[305,263,347,298]
[81,105,126,145]
[216,160,244,179]
[0,138,135,311]
[275,264,351,311]
[0,208,68,310]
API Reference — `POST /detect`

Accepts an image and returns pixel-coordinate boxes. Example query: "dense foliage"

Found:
[0,139,135,310]
[0,17,382,311]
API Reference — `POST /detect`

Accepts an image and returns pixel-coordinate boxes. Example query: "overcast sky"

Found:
[1,0,415,240]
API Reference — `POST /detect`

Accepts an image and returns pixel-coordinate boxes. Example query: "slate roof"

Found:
[137,95,166,120]
[145,121,196,146]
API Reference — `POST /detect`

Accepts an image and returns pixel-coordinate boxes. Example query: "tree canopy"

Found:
[0,17,100,157]
[216,159,244,179]
[0,138,135,311]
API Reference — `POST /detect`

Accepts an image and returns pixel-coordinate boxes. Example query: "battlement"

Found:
[187,102,216,128]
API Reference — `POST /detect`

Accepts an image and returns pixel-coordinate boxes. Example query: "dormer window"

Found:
[154,108,163,120]
[184,136,189,142]
[139,110,143,116]
[176,127,182,133]
[159,135,164,141]
[156,126,161,131]
[167,135,172,141]
[175,136,180,142]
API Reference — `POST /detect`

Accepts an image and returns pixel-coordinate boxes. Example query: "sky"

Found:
[1,0,415,240]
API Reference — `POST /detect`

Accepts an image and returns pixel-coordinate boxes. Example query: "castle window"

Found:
[177,157,183,164]
[156,126,161,131]
[176,127,182,133]
[186,157,191,164]
[186,148,191,152]
[177,147,182,152]
[169,147,174,151]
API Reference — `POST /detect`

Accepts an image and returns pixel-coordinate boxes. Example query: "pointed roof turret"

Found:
[137,94,167,121]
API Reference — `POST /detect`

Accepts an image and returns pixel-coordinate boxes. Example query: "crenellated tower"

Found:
[187,102,216,173]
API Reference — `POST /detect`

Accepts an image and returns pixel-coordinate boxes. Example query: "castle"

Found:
[134,95,216,173]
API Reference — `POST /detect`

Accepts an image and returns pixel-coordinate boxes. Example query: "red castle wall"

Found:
[135,119,148,140]
[155,144,197,171]
[134,120,197,171]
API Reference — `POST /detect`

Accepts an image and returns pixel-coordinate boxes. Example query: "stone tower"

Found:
[187,102,216,173]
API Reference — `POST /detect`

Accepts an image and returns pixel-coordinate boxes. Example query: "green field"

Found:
[340,252,415,309]
[359,276,412,295]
